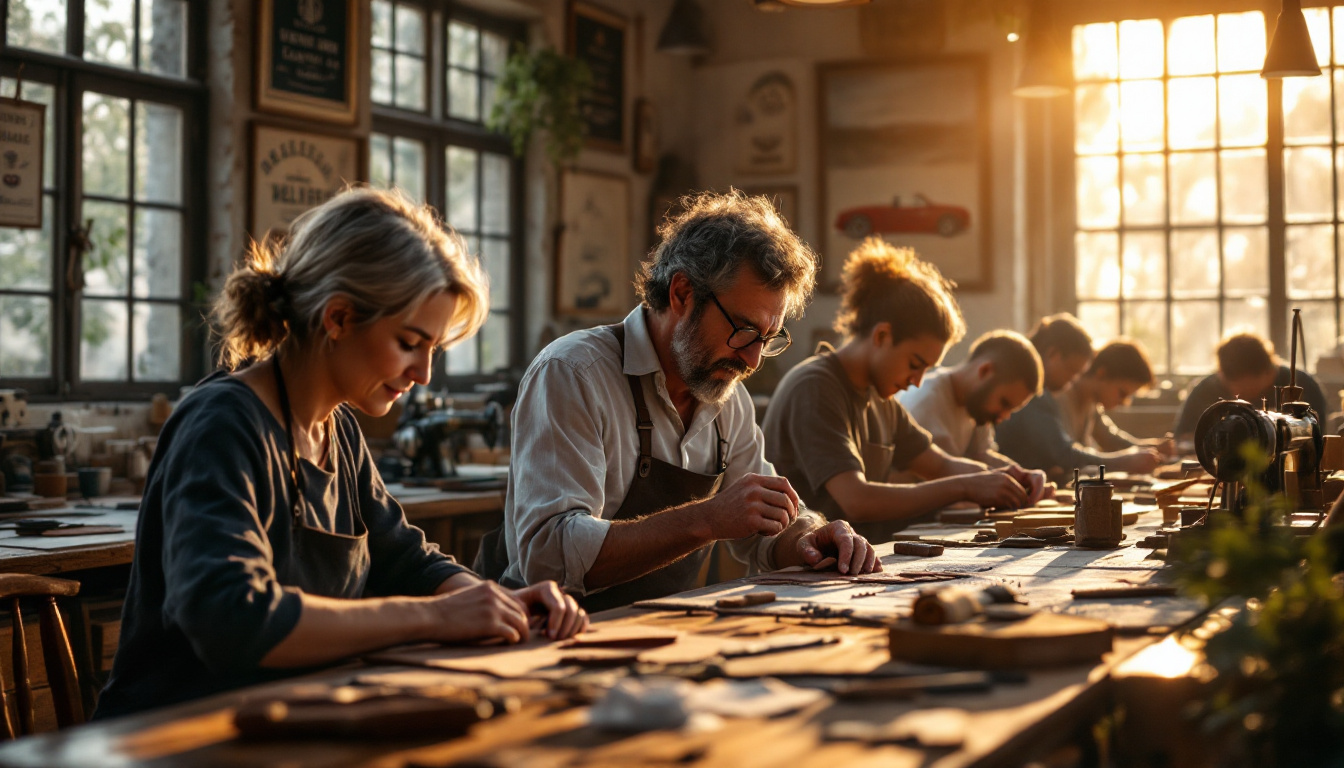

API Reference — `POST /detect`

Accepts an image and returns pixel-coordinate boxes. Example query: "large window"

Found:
[369,1,522,381]
[1,0,204,397]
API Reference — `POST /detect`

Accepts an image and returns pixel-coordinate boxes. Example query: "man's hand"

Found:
[961,470,1030,509]
[510,582,588,640]
[695,473,801,540]
[796,520,881,575]
[1111,448,1163,475]
[1002,465,1053,505]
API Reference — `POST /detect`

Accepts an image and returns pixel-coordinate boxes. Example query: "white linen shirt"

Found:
[895,367,995,461]
[501,306,806,595]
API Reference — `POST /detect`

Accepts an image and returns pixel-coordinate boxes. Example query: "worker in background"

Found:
[998,334,1165,480]
[763,239,1047,545]
[476,191,881,613]
[1174,332,1329,443]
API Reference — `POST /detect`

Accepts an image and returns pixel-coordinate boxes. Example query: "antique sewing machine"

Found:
[1193,310,1324,517]
[391,386,505,479]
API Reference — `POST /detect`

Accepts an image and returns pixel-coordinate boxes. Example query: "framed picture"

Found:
[744,186,799,232]
[569,1,626,153]
[250,124,362,238]
[817,58,991,291]
[0,97,45,229]
[556,170,631,316]
[735,71,797,175]
[256,0,359,124]
[633,98,657,174]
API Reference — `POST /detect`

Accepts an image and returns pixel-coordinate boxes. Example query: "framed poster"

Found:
[250,124,362,238]
[557,170,631,316]
[256,0,359,124]
[0,97,45,229]
[744,186,798,233]
[735,71,797,175]
[818,58,991,291]
[568,2,626,153]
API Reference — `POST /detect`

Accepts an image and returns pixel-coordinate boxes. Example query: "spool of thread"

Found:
[911,585,1019,626]
[1074,470,1122,548]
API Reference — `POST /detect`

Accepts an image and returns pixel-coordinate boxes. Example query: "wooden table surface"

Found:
[0,500,1203,768]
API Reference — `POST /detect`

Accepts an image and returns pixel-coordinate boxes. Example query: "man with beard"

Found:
[475,192,881,611]
[895,331,1048,479]
[763,240,1047,543]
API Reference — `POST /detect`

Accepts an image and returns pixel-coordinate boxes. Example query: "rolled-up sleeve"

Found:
[506,357,614,594]
[158,413,301,676]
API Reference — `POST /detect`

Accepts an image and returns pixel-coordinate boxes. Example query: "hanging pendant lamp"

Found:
[1261,0,1322,78]
[1014,0,1072,98]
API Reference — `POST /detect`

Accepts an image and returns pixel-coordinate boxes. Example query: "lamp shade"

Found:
[657,0,710,56]
[1014,1,1073,98]
[1262,0,1322,78]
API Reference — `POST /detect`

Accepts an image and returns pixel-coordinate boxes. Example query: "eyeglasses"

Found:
[708,292,792,357]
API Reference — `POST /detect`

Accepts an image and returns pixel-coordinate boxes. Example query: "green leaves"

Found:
[486,45,591,168]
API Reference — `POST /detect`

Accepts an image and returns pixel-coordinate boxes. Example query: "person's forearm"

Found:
[979,449,1014,469]
[435,571,484,594]
[582,502,714,591]
[839,475,972,523]
[260,593,435,668]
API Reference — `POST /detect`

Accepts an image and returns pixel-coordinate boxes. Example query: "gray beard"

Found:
[671,317,751,405]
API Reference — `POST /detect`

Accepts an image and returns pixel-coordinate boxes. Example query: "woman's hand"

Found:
[510,581,588,640]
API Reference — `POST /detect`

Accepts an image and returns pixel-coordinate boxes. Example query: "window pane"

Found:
[1073,23,1118,80]
[1122,154,1164,225]
[482,237,510,310]
[446,336,478,375]
[369,133,392,189]
[448,67,480,120]
[1168,77,1216,150]
[1220,149,1267,225]
[393,137,425,203]
[1076,156,1119,228]
[1218,74,1267,147]
[1286,146,1333,223]
[135,102,182,204]
[82,200,130,296]
[1336,7,1344,66]
[1287,224,1335,300]
[1075,231,1119,299]
[141,0,187,77]
[1170,151,1217,224]
[483,32,509,77]
[395,5,425,55]
[1119,80,1164,152]
[1075,83,1119,155]
[1303,7,1331,68]
[81,299,127,380]
[1294,302,1338,359]
[481,313,509,372]
[1077,302,1119,345]
[1122,232,1165,299]
[482,153,510,235]
[1168,15,1215,76]
[372,0,392,47]
[394,54,426,111]
[0,295,51,376]
[1284,74,1331,146]
[1225,296,1269,339]
[448,21,480,69]
[7,0,66,54]
[0,196,53,290]
[85,0,134,68]
[1124,301,1168,374]
[1119,19,1164,79]
[482,75,499,119]
[133,208,181,299]
[1172,301,1219,375]
[1171,228,1219,298]
[446,146,478,232]
[372,49,394,105]
[1216,12,1266,73]
[83,93,131,198]
[133,302,178,381]
[1224,227,1268,297]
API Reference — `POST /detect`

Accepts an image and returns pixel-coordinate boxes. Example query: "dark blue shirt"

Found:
[1173,365,1329,437]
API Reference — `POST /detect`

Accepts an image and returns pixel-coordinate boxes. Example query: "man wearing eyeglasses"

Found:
[475,191,881,610]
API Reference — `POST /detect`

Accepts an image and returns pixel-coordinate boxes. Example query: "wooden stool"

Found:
[0,575,83,737]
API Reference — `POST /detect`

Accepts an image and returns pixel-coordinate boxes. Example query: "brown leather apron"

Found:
[474,324,727,612]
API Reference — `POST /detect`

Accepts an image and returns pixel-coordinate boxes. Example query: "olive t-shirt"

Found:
[763,345,933,543]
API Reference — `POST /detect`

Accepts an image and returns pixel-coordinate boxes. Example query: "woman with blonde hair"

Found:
[94,188,586,719]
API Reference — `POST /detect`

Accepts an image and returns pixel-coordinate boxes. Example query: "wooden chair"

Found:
[0,575,83,737]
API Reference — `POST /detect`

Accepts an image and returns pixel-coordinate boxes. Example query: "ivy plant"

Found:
[487,45,591,169]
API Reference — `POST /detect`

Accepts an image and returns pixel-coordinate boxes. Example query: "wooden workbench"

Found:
[0,502,1205,768]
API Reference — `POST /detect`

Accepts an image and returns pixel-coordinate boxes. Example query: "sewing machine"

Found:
[391,387,505,479]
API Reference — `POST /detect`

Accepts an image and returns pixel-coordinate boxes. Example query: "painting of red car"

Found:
[834,193,971,239]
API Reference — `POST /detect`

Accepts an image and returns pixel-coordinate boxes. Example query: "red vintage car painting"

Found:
[834,193,971,238]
